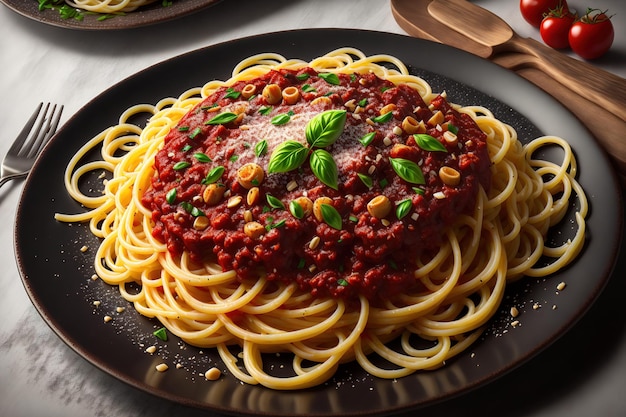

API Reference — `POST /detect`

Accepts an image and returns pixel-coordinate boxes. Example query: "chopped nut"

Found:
[193,216,209,231]
[510,306,519,318]
[427,110,444,126]
[227,195,243,208]
[104,315,112,323]
[204,367,222,381]
[246,187,260,205]
[146,345,157,354]
[244,221,265,239]
[309,236,321,250]
[155,363,169,372]
[286,180,298,192]
[557,282,566,291]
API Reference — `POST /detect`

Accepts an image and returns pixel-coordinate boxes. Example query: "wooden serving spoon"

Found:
[427,0,626,123]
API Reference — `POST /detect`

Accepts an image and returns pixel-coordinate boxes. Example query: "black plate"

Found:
[14,29,622,416]
[0,0,221,30]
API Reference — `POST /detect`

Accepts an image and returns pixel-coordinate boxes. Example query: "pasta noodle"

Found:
[64,0,156,13]
[55,48,587,390]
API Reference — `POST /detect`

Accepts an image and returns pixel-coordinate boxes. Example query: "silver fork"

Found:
[0,102,64,189]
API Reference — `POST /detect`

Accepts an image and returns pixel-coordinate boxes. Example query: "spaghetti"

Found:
[55,48,587,390]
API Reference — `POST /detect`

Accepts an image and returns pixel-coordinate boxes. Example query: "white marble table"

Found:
[1,1,625,416]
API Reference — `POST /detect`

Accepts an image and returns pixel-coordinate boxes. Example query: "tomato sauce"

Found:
[141,68,491,304]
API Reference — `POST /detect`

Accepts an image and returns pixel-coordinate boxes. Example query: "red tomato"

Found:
[540,7,576,49]
[569,9,614,59]
[520,0,568,27]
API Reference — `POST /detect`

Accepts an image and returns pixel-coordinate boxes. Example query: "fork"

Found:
[0,102,64,189]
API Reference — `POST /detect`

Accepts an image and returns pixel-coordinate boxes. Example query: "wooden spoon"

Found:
[428,0,626,123]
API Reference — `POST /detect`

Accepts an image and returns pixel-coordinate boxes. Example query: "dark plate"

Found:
[0,0,220,30]
[14,29,622,416]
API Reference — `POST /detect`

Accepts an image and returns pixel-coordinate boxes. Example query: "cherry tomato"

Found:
[540,7,576,49]
[569,9,614,59]
[520,0,568,27]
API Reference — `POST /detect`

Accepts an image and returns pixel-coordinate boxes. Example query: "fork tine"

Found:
[22,103,55,158]
[26,104,64,158]
[8,102,44,155]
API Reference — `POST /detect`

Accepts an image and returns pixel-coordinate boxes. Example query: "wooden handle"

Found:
[505,36,626,123]
[494,53,626,183]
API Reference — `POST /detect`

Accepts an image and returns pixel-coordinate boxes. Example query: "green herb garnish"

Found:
[396,199,413,220]
[205,112,238,125]
[201,166,225,185]
[414,134,447,152]
[153,327,168,341]
[321,203,342,230]
[390,158,425,185]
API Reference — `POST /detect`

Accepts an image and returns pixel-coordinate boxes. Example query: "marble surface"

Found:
[1,0,625,416]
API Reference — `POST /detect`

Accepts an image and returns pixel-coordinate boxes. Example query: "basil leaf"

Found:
[205,112,238,125]
[358,98,368,107]
[289,200,304,219]
[259,106,272,116]
[271,111,293,126]
[414,134,447,152]
[305,109,347,148]
[268,140,309,173]
[447,124,459,135]
[357,173,373,189]
[193,152,211,163]
[302,84,317,93]
[359,132,376,147]
[266,194,285,210]
[165,188,177,204]
[319,72,340,85]
[396,199,413,220]
[413,186,425,196]
[173,161,190,171]
[321,203,342,230]
[254,139,268,157]
[389,157,425,185]
[310,149,338,190]
[296,73,310,81]
[202,166,225,184]
[189,127,202,139]
[224,88,241,100]
[337,278,349,287]
[371,112,393,124]
[181,202,204,217]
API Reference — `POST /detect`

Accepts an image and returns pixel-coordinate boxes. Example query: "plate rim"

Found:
[0,0,222,30]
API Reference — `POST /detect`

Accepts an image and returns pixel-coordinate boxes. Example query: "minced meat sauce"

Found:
[141,68,491,303]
